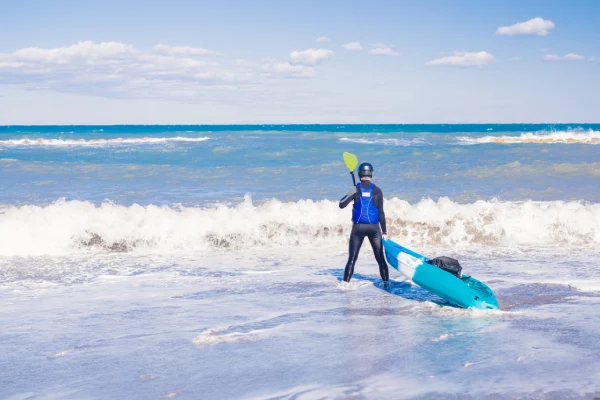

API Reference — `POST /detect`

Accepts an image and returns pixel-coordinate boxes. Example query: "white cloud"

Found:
[366,43,400,56]
[152,44,217,56]
[368,47,400,56]
[425,51,495,68]
[511,57,521,61]
[342,42,362,51]
[563,53,585,60]
[316,36,330,43]
[0,61,25,68]
[289,48,334,65]
[261,60,316,77]
[7,41,134,64]
[542,53,586,61]
[496,17,555,36]
[0,41,327,101]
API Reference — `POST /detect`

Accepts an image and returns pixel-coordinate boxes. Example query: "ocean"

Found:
[1,124,600,399]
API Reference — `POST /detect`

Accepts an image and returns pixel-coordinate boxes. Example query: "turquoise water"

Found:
[2,124,600,205]
[2,124,600,399]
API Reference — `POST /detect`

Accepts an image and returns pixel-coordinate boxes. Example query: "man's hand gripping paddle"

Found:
[343,152,358,186]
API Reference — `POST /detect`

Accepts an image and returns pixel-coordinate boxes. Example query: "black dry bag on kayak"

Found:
[426,256,462,278]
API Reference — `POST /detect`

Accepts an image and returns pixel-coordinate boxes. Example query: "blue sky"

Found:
[0,0,599,124]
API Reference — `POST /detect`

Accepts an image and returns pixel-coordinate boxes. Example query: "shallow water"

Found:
[1,125,600,399]
[2,249,599,399]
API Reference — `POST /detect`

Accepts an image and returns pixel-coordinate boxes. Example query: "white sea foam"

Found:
[339,137,425,146]
[1,196,600,256]
[193,328,272,347]
[0,136,210,146]
[432,332,465,342]
[457,129,600,144]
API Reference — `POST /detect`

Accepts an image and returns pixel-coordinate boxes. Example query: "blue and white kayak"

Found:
[383,239,499,310]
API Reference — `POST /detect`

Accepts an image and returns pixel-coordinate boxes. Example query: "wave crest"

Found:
[339,137,425,146]
[1,196,600,256]
[0,136,210,146]
[457,129,600,144]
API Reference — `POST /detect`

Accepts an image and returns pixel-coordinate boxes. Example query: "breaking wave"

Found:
[457,129,600,144]
[338,137,426,146]
[0,136,210,146]
[1,196,600,256]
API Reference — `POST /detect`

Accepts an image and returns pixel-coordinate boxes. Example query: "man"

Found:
[339,162,389,283]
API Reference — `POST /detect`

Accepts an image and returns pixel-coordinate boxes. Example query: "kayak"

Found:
[383,239,499,310]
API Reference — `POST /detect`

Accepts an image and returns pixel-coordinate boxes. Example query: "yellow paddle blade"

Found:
[343,152,358,172]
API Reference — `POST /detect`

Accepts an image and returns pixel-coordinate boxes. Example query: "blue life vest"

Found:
[352,183,379,224]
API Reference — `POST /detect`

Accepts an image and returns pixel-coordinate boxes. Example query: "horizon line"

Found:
[1,122,600,127]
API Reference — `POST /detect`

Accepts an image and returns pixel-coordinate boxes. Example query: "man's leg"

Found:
[343,225,365,282]
[367,226,389,282]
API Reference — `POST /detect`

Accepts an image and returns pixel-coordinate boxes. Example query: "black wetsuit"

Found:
[339,181,389,282]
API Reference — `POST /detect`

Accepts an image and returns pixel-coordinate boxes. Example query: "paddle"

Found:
[343,152,358,186]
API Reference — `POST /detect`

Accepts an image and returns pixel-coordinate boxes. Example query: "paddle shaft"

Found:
[350,171,356,186]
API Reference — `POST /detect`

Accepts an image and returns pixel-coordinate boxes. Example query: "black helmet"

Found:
[358,162,373,177]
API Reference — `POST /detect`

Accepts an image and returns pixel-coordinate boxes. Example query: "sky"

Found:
[0,0,599,124]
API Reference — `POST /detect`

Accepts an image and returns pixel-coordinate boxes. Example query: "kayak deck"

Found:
[383,239,499,310]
